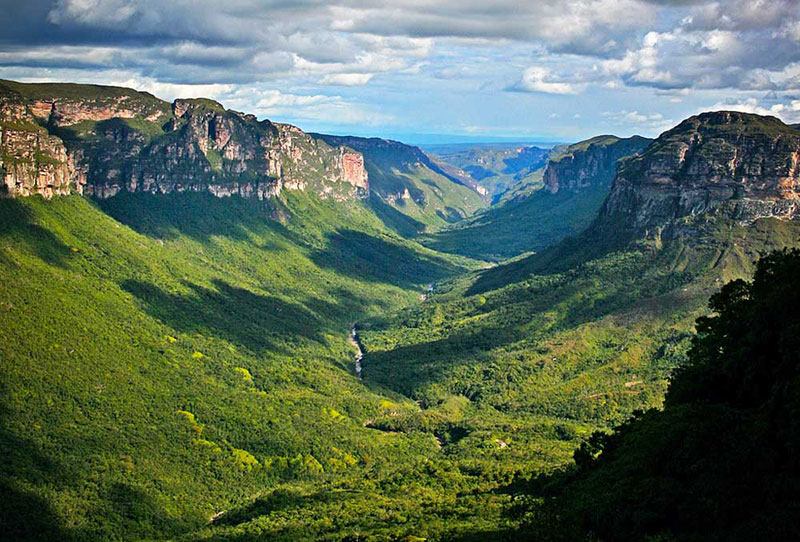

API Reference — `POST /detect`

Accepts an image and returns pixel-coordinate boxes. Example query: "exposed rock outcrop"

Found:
[0,79,368,201]
[594,111,800,238]
[0,88,76,197]
[314,134,477,202]
[543,135,651,194]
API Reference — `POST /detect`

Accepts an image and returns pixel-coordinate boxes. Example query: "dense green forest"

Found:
[4,190,800,541]
[517,249,800,542]
[0,193,486,541]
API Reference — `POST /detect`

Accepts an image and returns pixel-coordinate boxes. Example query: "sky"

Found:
[2,0,800,143]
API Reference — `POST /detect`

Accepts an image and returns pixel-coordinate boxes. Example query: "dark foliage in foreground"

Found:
[523,249,800,542]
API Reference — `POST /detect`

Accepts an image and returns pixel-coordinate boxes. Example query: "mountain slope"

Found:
[315,134,488,233]
[471,111,800,291]
[523,249,800,542]
[421,135,651,261]
[349,113,800,536]
[0,191,488,542]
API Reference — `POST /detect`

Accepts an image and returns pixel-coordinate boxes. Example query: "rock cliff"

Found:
[543,134,651,194]
[313,134,486,226]
[0,86,75,198]
[0,79,367,200]
[594,111,800,238]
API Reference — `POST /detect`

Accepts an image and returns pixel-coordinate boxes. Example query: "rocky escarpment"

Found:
[0,87,75,198]
[314,134,485,210]
[543,135,651,194]
[0,79,367,200]
[594,111,800,239]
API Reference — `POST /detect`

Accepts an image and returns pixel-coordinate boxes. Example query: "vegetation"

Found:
[0,192,479,541]
[315,135,488,232]
[420,182,609,261]
[3,91,800,542]
[519,249,800,542]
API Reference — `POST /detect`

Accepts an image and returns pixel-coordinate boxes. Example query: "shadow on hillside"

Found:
[361,323,522,397]
[97,192,288,244]
[122,278,327,355]
[0,199,71,268]
[367,194,427,238]
[213,487,342,528]
[0,399,76,542]
[362,246,710,398]
[310,229,464,289]
[423,187,609,264]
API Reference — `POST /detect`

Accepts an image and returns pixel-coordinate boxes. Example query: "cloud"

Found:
[511,67,580,95]
[602,109,673,129]
[702,97,800,123]
[320,73,374,86]
[601,3,800,93]
[4,1,800,139]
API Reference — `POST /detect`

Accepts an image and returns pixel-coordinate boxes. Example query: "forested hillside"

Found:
[519,249,800,542]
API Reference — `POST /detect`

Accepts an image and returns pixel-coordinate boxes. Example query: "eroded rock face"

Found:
[595,111,800,238]
[543,135,651,194]
[0,90,76,198]
[0,79,368,201]
[341,151,368,189]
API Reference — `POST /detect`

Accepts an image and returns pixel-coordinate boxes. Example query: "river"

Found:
[350,325,364,379]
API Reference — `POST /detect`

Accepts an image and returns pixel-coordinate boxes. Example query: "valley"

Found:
[2,79,800,542]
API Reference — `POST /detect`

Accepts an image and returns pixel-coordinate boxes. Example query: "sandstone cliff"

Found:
[594,111,800,239]
[0,79,367,200]
[0,86,74,197]
[313,134,487,227]
[543,135,651,194]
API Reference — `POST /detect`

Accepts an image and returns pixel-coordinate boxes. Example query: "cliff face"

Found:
[595,111,800,238]
[316,135,448,197]
[543,135,651,194]
[0,80,367,200]
[313,134,487,227]
[0,87,75,197]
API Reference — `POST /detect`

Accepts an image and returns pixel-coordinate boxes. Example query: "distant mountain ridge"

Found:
[429,143,551,200]
[314,133,487,229]
[421,132,651,260]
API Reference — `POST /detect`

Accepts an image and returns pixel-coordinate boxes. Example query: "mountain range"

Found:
[2,79,800,542]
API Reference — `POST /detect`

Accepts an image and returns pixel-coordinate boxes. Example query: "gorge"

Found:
[2,78,800,542]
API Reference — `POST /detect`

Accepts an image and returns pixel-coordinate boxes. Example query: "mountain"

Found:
[0,79,368,201]
[420,134,651,261]
[471,111,800,290]
[427,143,551,201]
[543,135,652,194]
[594,111,800,242]
[522,249,800,542]
[314,134,487,233]
[4,77,800,542]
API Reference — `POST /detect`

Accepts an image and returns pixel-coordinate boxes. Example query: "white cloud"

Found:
[513,67,580,95]
[320,73,374,86]
[602,109,672,129]
[107,77,235,101]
